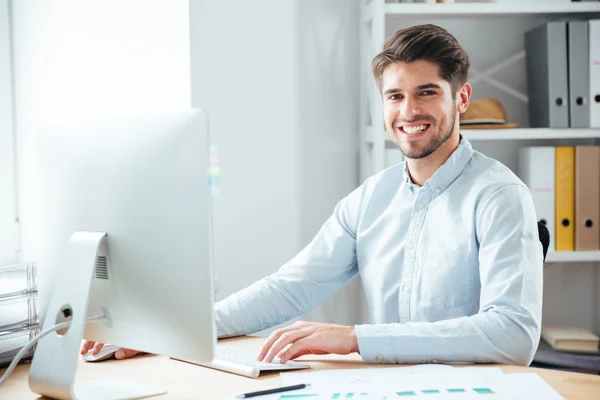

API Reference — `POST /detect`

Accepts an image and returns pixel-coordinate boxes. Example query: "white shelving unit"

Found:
[546,251,600,263]
[359,1,600,263]
[383,2,600,17]
[365,128,600,144]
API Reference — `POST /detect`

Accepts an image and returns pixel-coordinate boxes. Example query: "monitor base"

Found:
[73,378,167,400]
[28,231,168,400]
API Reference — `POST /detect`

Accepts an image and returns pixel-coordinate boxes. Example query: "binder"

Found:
[519,147,555,252]
[555,147,575,251]
[525,22,570,128]
[590,20,600,128]
[567,21,590,128]
[575,146,600,250]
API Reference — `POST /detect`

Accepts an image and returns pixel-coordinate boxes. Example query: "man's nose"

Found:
[399,97,420,118]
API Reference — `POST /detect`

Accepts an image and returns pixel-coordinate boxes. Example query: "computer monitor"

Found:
[28,110,215,399]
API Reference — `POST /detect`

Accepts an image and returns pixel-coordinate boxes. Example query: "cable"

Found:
[0,313,108,386]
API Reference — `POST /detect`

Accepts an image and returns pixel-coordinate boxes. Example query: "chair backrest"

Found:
[537,221,550,262]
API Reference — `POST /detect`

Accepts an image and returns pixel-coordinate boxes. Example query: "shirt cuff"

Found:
[355,323,437,364]
[355,324,399,364]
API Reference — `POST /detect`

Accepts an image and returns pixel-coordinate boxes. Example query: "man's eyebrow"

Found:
[383,83,442,96]
[416,83,442,90]
[383,88,400,96]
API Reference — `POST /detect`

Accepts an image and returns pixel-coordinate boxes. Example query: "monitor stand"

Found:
[28,231,167,400]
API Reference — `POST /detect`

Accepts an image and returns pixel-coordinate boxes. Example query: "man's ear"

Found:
[457,83,472,114]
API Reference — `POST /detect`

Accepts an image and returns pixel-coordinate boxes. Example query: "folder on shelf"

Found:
[541,325,600,353]
[0,262,39,368]
[555,146,575,251]
[575,146,600,250]
[519,147,555,252]
[525,22,570,128]
[0,329,39,368]
[567,21,590,128]
[0,262,38,302]
[590,20,600,128]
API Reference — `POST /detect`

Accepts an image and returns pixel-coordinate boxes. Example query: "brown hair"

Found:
[372,24,470,96]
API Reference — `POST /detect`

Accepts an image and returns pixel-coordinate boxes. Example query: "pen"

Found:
[234,383,311,399]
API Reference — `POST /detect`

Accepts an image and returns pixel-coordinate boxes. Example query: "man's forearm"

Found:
[214,276,304,339]
[215,264,358,339]
[355,307,540,366]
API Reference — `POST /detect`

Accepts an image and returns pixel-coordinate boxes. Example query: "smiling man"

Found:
[82,24,543,366]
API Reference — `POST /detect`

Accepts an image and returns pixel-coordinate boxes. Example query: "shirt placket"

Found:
[399,186,432,323]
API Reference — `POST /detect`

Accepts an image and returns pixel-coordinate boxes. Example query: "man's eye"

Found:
[389,94,401,100]
[421,91,435,96]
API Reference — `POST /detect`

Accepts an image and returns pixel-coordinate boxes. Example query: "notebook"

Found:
[541,325,600,353]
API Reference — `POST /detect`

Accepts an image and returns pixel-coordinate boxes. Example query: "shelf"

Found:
[363,128,600,144]
[546,251,600,263]
[462,128,600,141]
[384,2,600,17]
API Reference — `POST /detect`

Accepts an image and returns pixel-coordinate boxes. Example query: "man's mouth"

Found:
[401,124,430,134]
[397,123,432,136]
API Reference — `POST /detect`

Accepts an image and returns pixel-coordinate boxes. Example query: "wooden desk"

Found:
[2,336,600,399]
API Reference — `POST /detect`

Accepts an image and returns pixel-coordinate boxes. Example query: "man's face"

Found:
[381,60,460,160]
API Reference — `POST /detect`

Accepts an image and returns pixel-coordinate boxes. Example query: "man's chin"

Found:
[399,145,434,160]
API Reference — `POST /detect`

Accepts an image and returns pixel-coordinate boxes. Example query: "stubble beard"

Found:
[392,110,457,160]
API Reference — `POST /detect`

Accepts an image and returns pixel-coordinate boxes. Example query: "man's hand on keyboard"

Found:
[257,321,359,364]
[80,340,141,360]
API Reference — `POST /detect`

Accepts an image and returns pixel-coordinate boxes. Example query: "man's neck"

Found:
[406,132,460,187]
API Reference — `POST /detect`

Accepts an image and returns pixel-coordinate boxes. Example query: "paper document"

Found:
[280,365,454,386]
[263,367,566,400]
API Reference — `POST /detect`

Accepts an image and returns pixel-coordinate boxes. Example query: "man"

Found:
[82,24,543,366]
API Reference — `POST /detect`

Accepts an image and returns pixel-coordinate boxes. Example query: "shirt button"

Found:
[402,284,409,292]
[418,202,424,209]
[407,242,414,249]
[376,355,384,361]
[431,358,439,364]
[435,188,441,195]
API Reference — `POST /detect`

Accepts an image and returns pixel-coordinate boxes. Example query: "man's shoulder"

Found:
[466,150,526,188]
[360,161,406,192]
[337,162,404,213]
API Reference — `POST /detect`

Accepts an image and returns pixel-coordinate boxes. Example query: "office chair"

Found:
[532,221,600,374]
[538,221,550,263]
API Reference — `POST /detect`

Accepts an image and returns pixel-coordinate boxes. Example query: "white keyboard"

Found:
[191,346,311,378]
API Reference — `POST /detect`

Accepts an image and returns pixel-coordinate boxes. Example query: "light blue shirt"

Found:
[215,137,543,366]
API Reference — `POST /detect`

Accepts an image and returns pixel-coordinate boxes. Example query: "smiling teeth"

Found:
[403,125,427,134]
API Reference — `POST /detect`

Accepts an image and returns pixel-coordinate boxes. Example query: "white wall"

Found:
[189,0,362,329]
[295,0,368,326]
[11,0,191,317]
[0,0,18,264]
[189,0,301,301]
[14,0,362,330]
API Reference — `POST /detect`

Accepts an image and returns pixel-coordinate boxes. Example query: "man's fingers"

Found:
[91,342,105,355]
[115,348,140,360]
[262,329,311,363]
[257,324,304,361]
[80,341,95,355]
[278,338,312,363]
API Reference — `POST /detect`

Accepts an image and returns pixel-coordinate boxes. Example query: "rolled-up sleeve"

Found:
[215,184,367,338]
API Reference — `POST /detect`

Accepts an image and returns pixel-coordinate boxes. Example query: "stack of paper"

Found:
[243,365,565,399]
[542,325,600,353]
[0,261,40,368]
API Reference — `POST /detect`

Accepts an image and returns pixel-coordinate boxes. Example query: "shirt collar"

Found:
[402,135,474,195]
